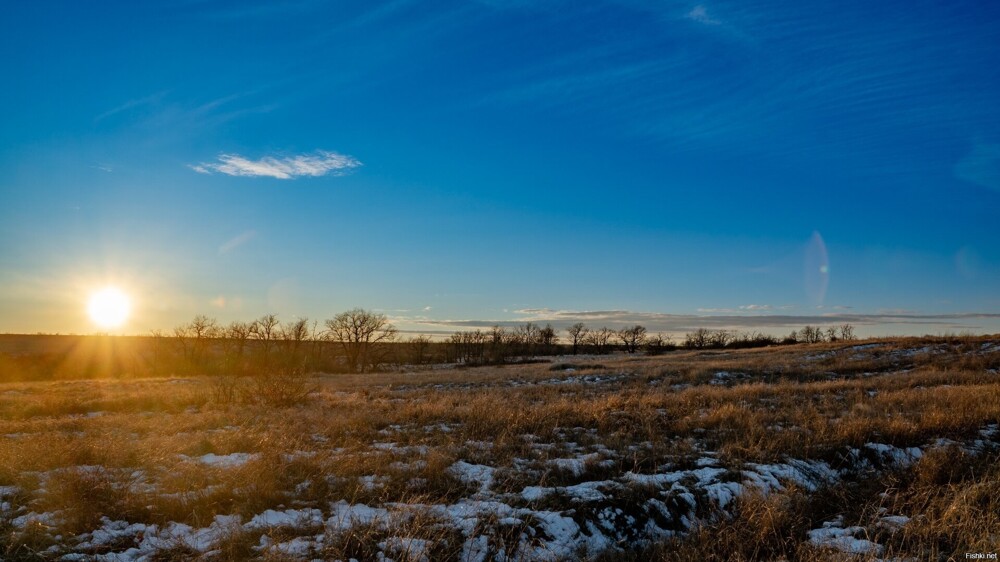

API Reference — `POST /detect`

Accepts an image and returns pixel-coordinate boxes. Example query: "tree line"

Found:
[150,308,398,375]
[0,308,859,381]
[153,314,861,372]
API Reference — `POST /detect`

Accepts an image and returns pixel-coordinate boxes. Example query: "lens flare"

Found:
[804,232,829,306]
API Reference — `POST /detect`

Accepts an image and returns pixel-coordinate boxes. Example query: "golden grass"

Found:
[0,335,997,560]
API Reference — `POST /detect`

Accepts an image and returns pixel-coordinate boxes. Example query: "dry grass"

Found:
[0,335,998,560]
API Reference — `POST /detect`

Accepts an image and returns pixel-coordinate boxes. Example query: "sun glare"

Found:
[87,287,131,329]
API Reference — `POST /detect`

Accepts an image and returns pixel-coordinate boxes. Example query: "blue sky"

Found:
[2,0,999,337]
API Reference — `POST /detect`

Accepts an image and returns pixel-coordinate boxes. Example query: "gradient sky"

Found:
[2,0,999,338]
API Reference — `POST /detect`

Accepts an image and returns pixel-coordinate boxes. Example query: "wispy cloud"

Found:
[191,151,361,179]
[219,230,257,254]
[94,91,170,122]
[955,142,1000,192]
[685,5,721,25]
[696,304,792,313]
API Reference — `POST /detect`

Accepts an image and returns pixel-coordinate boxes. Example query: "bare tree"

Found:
[222,320,253,373]
[251,313,281,359]
[800,325,825,344]
[325,308,397,373]
[617,325,647,353]
[406,335,432,365]
[684,328,712,349]
[825,326,839,342]
[644,333,671,355]
[586,327,615,354]
[567,323,588,355]
[709,330,733,348]
[175,315,219,370]
[783,330,799,344]
[514,322,540,358]
[538,323,558,354]
[280,318,311,374]
[840,324,856,341]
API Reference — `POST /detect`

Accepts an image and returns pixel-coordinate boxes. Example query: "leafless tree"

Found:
[709,329,733,348]
[684,328,712,349]
[174,315,219,369]
[222,320,253,373]
[325,308,397,373]
[784,330,799,344]
[826,326,839,342]
[644,333,671,355]
[800,325,824,344]
[280,318,311,374]
[617,325,647,353]
[406,335,432,365]
[538,323,558,354]
[840,324,856,341]
[586,327,615,354]
[251,313,281,359]
[567,323,588,355]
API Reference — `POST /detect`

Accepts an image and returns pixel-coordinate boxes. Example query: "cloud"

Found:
[955,142,1000,192]
[95,91,169,122]
[191,150,361,179]
[685,5,721,25]
[219,230,257,254]
[402,308,1000,335]
[697,304,792,313]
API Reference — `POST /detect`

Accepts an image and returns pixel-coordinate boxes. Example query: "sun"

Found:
[87,287,131,329]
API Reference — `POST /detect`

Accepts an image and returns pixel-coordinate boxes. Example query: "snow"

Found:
[808,519,884,556]
[38,423,993,562]
[327,501,391,531]
[247,508,324,530]
[260,535,320,557]
[704,481,743,509]
[372,442,430,455]
[379,537,431,562]
[521,486,551,501]
[75,517,150,550]
[625,466,726,488]
[360,474,389,490]
[180,452,259,468]
[461,535,490,562]
[522,480,610,503]
[744,459,837,493]
[448,461,495,494]
[864,443,923,466]
[547,452,610,476]
[877,515,910,530]
[12,511,60,529]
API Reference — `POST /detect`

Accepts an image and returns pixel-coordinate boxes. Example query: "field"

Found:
[1,336,998,561]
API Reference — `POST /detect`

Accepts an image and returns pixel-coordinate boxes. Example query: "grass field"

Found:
[1,336,998,561]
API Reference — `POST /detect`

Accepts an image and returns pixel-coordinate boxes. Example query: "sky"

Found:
[2,0,999,339]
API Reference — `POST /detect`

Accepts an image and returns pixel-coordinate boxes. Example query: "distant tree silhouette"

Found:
[538,323,558,354]
[617,325,647,353]
[567,323,588,355]
[325,308,397,373]
[586,327,615,354]
[840,324,856,341]
[684,328,711,349]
